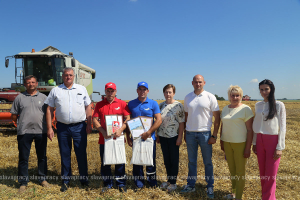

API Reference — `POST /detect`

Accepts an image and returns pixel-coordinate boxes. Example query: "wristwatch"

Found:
[211,135,217,139]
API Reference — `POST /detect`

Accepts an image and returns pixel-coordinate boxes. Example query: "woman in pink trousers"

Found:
[252,79,286,200]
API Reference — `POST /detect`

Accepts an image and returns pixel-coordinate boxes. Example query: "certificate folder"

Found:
[105,115,123,136]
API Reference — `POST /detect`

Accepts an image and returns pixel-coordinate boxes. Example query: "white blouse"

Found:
[252,101,286,150]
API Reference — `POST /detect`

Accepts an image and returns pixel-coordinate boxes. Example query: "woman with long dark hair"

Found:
[252,79,286,200]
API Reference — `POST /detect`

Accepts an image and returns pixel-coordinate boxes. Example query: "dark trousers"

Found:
[17,133,47,186]
[133,140,157,188]
[99,144,126,188]
[160,135,179,184]
[56,121,88,184]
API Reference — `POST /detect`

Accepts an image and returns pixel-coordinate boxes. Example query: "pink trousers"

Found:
[256,133,281,200]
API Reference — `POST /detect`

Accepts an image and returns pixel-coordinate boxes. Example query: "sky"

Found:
[0,0,299,101]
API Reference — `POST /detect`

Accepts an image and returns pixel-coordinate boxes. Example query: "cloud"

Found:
[250,79,258,83]
[211,84,215,86]
[129,0,138,2]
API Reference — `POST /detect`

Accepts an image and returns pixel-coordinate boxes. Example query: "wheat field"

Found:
[0,101,299,199]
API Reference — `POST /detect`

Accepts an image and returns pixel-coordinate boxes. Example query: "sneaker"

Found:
[180,185,195,193]
[167,184,177,192]
[223,194,235,199]
[207,187,214,199]
[18,185,26,194]
[160,182,170,189]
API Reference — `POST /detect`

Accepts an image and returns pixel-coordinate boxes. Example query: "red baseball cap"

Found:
[105,82,116,90]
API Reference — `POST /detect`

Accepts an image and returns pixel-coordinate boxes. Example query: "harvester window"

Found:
[53,58,65,85]
[24,57,55,86]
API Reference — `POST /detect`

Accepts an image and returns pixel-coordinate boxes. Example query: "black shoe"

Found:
[80,181,89,189]
[81,182,89,187]
[118,187,127,193]
[60,183,68,192]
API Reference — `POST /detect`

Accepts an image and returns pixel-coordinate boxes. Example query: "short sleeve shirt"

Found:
[157,101,185,138]
[44,83,91,124]
[10,91,47,135]
[221,104,254,143]
[93,98,131,144]
[184,90,219,132]
[128,97,160,140]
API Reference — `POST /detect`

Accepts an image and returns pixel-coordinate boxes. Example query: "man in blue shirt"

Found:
[128,81,162,188]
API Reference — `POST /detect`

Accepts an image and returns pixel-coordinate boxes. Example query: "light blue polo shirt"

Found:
[128,97,160,140]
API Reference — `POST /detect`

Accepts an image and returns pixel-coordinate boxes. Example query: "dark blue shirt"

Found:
[128,97,160,140]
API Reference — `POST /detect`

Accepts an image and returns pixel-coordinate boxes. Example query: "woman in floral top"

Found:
[157,84,185,192]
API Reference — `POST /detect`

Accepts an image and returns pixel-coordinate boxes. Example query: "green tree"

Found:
[215,94,225,101]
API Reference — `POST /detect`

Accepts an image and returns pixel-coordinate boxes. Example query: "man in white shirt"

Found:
[45,67,92,192]
[180,74,220,199]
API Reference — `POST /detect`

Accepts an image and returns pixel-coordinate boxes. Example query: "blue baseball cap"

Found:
[137,81,148,89]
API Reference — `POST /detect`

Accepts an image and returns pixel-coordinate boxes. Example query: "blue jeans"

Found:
[57,121,88,184]
[99,144,126,188]
[186,131,214,188]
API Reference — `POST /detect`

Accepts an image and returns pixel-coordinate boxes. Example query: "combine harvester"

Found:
[0,46,99,132]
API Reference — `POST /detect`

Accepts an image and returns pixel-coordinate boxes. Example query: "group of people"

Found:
[11,68,286,200]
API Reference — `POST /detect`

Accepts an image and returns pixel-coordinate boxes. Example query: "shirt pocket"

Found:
[76,94,84,106]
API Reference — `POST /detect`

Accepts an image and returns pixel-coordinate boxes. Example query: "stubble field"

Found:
[0,101,299,199]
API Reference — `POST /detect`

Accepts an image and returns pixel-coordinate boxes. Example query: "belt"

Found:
[186,130,210,133]
[57,121,85,126]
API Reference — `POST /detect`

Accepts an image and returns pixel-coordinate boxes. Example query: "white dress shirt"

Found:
[45,83,91,124]
[184,90,219,132]
[252,101,286,150]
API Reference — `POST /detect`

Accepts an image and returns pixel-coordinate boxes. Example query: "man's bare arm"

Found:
[46,106,55,141]
[208,110,220,144]
[93,116,110,139]
[212,111,221,137]
[11,114,18,123]
[85,103,92,134]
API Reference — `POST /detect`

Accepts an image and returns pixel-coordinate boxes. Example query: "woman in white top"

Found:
[252,79,286,200]
[220,85,254,200]
[157,84,185,192]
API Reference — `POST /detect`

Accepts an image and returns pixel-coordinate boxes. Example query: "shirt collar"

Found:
[103,97,119,104]
[137,97,149,103]
[61,83,76,90]
[24,91,39,96]
[192,90,205,97]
